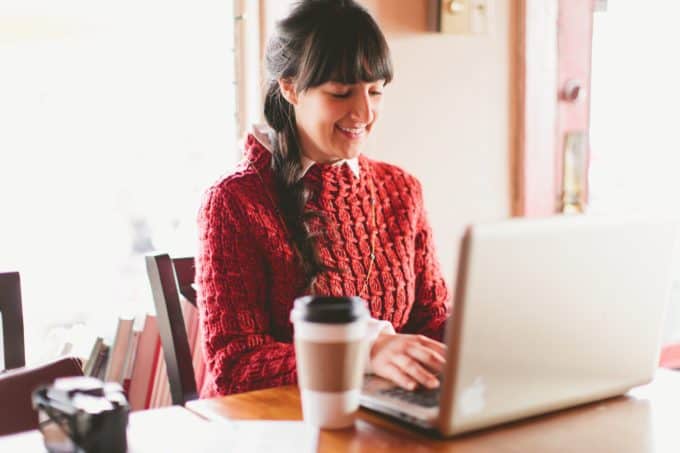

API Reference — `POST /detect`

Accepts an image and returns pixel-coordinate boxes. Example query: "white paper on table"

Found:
[127,407,318,453]
[223,421,319,453]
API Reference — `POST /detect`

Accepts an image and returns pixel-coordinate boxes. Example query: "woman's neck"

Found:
[300,150,343,165]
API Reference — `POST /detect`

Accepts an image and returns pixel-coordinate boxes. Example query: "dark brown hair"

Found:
[263,0,393,288]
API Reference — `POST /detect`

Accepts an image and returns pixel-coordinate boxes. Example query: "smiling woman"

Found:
[279,80,386,163]
[0,0,237,363]
[196,0,450,398]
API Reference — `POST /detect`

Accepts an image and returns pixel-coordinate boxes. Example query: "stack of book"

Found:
[82,299,206,410]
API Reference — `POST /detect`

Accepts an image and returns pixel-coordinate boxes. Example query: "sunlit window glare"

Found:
[0,0,237,364]
[590,2,680,344]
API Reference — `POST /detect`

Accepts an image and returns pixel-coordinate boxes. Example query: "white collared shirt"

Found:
[251,124,360,180]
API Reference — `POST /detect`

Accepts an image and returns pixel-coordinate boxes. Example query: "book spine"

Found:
[84,337,104,376]
[121,330,140,395]
[105,317,134,383]
[128,314,160,411]
[144,339,162,409]
[92,344,110,380]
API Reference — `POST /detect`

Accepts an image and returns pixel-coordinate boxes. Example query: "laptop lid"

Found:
[437,215,677,436]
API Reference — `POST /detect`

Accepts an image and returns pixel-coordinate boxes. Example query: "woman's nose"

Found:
[350,91,374,124]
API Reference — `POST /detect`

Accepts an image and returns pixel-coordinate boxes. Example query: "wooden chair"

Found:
[0,271,26,370]
[145,253,198,406]
[0,357,83,436]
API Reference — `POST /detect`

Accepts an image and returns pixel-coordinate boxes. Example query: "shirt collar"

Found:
[251,124,360,180]
[299,154,360,179]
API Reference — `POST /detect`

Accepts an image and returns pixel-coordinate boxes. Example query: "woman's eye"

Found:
[328,89,382,98]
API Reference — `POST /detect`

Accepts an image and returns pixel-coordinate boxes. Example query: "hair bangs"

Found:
[297,9,393,90]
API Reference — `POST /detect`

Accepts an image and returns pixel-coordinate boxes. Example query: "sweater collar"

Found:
[251,124,360,180]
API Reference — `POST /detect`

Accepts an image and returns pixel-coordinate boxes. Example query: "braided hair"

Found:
[262,0,393,288]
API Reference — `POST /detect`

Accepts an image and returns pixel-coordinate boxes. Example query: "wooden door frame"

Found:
[512,0,559,217]
[512,0,594,217]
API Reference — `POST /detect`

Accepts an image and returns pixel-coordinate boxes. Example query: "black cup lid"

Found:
[292,296,369,324]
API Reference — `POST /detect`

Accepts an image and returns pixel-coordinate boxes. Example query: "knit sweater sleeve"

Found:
[196,183,296,395]
[401,179,450,341]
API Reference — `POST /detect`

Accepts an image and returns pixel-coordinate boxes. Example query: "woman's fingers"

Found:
[416,335,447,357]
[406,344,445,374]
[392,354,439,389]
[369,333,448,390]
[382,363,417,391]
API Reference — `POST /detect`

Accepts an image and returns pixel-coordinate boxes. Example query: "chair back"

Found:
[0,357,83,436]
[0,272,25,370]
[145,253,198,406]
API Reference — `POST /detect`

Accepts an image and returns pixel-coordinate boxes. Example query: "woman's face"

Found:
[279,79,386,164]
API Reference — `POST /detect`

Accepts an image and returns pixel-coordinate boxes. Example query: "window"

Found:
[0,0,237,364]
[590,2,680,344]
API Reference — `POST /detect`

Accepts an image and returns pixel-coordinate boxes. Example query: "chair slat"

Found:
[0,272,26,370]
[145,253,198,405]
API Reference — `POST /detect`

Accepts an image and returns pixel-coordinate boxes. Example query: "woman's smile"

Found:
[335,124,368,141]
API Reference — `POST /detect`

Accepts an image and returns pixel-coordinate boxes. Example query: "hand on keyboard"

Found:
[369,333,446,391]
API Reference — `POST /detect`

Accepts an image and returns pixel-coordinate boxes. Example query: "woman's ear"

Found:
[278,78,298,106]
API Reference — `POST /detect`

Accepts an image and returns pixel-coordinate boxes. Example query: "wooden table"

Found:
[187,369,680,453]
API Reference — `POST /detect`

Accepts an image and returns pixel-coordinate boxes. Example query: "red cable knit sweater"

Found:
[196,134,450,397]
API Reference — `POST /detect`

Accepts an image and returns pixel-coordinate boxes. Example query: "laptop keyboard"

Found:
[379,386,441,408]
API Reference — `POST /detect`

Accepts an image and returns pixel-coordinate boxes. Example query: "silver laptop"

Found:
[360,215,678,436]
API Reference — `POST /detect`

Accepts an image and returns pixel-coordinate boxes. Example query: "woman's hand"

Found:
[369,332,446,390]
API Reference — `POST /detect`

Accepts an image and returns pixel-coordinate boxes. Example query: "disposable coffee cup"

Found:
[290,295,370,429]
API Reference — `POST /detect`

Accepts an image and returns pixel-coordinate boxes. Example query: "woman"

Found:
[197,0,450,397]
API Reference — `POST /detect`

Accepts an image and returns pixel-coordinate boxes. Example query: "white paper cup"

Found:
[291,296,369,429]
